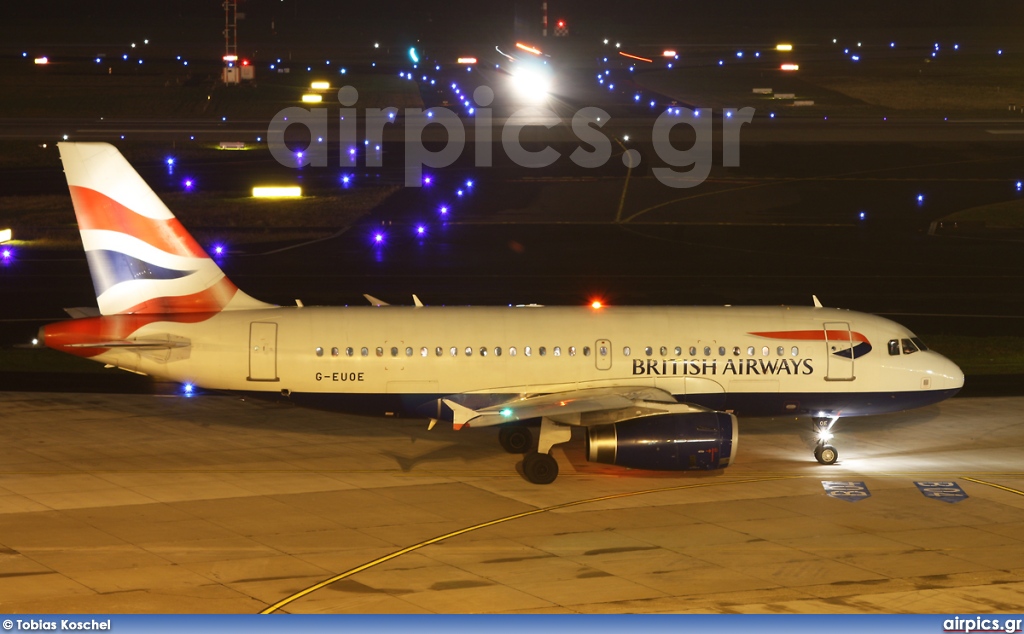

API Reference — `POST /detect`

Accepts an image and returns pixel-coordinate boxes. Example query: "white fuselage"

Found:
[75,304,964,420]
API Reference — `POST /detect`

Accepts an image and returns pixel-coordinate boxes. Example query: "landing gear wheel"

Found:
[523,452,559,485]
[499,426,532,454]
[814,444,838,465]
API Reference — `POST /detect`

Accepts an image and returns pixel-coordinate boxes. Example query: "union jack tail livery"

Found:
[59,142,271,315]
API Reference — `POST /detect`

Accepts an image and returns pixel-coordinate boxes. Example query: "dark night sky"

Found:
[2,1,1022,52]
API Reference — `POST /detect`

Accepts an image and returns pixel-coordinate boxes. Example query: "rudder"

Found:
[58,142,271,315]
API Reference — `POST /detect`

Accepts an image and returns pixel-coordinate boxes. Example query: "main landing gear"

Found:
[812,416,839,465]
[509,417,572,485]
[498,425,532,454]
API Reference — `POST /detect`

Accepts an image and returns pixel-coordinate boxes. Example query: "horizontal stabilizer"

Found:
[64,307,101,319]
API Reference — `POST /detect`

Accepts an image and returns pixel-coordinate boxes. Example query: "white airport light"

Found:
[310,81,331,90]
[776,44,793,52]
[662,50,677,57]
[252,186,302,198]
[509,63,552,101]
[301,94,323,103]
[457,57,478,64]
[781,63,800,71]
[222,54,238,62]
[0,229,11,244]
[34,57,49,64]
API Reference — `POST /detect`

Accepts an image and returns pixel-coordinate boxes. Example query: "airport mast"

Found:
[222,0,238,84]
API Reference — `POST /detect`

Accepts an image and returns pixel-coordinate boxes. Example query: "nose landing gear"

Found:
[812,416,839,465]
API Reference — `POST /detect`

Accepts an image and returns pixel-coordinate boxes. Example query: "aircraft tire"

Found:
[814,444,838,465]
[523,452,559,484]
[499,426,532,454]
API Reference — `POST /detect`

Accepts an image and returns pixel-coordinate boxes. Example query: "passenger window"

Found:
[450,346,458,356]
[376,347,383,357]
[420,347,428,357]
[660,346,668,356]
[777,346,784,356]
[888,339,900,356]
[569,346,576,356]
[525,346,532,357]
[346,347,354,357]
[510,347,517,356]
[495,347,502,356]
[390,347,399,357]
[584,346,592,356]
[480,347,488,357]
[406,347,413,357]
[435,347,442,357]
[732,346,740,356]
[331,347,340,357]
[703,346,711,356]
[719,346,726,356]
[623,346,631,356]
[465,347,473,356]
[912,337,929,351]
[361,347,369,357]
[645,346,653,356]
[316,347,324,357]
[901,338,918,355]
[791,346,799,356]
[747,346,755,356]
[553,346,561,356]
[674,346,682,356]
[690,346,697,356]
[539,347,547,356]
[762,346,769,356]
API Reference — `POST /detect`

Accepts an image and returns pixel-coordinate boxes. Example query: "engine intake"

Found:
[586,411,737,471]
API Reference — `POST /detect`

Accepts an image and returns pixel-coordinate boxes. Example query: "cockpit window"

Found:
[888,339,900,356]
[911,337,929,351]
[901,338,918,355]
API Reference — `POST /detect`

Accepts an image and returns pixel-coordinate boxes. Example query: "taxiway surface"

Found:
[1,391,1022,613]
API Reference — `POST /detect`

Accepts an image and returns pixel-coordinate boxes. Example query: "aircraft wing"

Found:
[443,385,707,430]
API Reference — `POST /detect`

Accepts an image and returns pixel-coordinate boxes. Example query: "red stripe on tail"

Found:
[69,185,208,259]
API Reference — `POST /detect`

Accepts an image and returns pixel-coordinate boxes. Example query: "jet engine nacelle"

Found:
[586,411,737,471]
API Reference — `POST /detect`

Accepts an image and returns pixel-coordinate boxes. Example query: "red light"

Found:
[557,20,565,28]
[241,59,250,66]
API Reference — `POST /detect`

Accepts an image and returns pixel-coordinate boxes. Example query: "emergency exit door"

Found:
[248,322,279,382]
[595,339,612,370]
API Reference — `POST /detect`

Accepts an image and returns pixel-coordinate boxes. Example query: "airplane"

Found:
[40,142,965,484]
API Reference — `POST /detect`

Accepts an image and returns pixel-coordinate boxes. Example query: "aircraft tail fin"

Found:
[58,142,272,315]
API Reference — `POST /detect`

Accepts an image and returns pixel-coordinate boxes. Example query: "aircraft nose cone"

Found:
[940,354,965,391]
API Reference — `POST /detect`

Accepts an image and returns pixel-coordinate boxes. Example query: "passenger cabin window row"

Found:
[624,345,799,357]
[315,343,802,358]
[314,345,593,358]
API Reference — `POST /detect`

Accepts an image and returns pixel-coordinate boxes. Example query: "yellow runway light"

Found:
[252,187,302,198]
